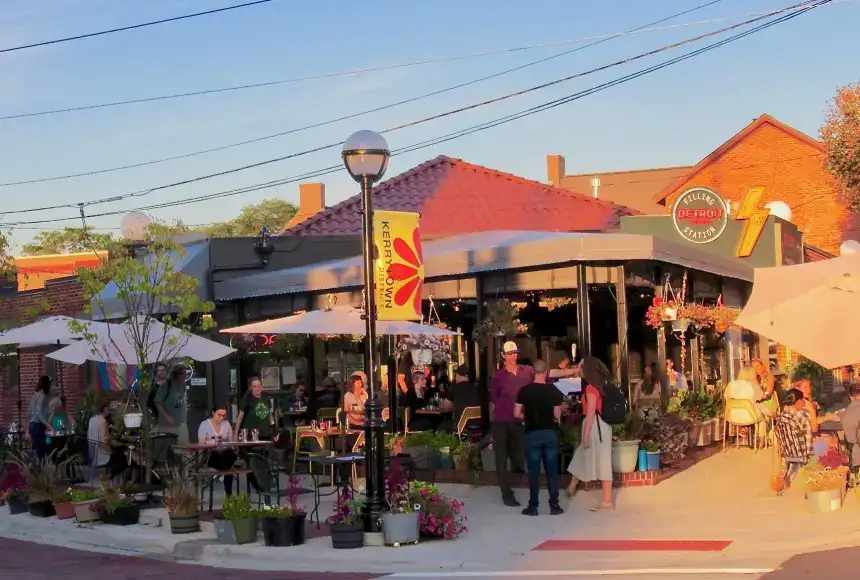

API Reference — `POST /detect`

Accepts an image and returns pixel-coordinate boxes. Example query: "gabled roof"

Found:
[283,156,637,237]
[560,166,691,214]
[652,114,825,203]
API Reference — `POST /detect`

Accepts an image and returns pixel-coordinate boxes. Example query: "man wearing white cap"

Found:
[490,341,534,507]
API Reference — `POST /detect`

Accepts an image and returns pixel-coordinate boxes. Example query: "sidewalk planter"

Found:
[611,440,641,474]
[692,419,722,447]
[381,512,420,547]
[7,497,28,515]
[261,514,306,547]
[53,501,76,520]
[215,520,236,544]
[645,451,661,471]
[169,514,200,534]
[28,500,56,518]
[73,499,102,523]
[637,449,648,471]
[807,488,844,513]
[103,504,140,526]
[216,517,259,545]
[402,446,436,470]
[480,447,496,472]
[330,522,364,549]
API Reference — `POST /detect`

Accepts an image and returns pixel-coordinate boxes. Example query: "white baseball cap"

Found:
[502,341,519,355]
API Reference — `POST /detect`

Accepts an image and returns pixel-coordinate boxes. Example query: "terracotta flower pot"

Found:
[53,501,76,520]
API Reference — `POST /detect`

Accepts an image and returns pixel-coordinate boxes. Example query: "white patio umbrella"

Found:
[47,316,235,365]
[735,253,860,369]
[219,306,459,337]
[0,315,111,348]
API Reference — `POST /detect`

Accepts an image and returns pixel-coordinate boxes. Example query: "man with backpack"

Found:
[147,363,169,422]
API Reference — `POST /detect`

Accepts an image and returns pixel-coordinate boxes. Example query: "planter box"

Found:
[381,512,420,547]
[261,514,306,547]
[402,446,437,470]
[28,500,56,518]
[692,419,722,447]
[611,440,640,474]
[103,504,140,526]
[480,447,496,472]
[216,517,258,545]
[53,501,76,520]
[808,488,843,513]
[7,498,27,515]
[330,522,364,549]
[73,499,101,523]
[645,451,661,471]
[169,514,200,534]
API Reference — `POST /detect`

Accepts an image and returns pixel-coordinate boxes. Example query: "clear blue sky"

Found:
[0,0,857,250]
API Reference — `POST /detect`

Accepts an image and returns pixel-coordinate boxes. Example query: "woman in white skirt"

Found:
[566,356,613,511]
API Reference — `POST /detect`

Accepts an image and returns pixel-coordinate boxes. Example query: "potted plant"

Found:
[163,473,199,534]
[25,461,59,518]
[101,493,141,526]
[1,463,28,515]
[381,459,420,547]
[217,493,258,545]
[643,441,661,471]
[400,431,439,471]
[610,414,641,474]
[409,481,467,540]
[450,440,474,472]
[52,487,76,520]
[433,433,460,470]
[386,433,405,456]
[472,299,524,345]
[69,488,104,522]
[259,476,307,547]
[327,487,364,549]
[804,450,849,513]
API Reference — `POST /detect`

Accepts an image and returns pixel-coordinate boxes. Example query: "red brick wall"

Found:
[661,121,859,255]
[0,278,87,426]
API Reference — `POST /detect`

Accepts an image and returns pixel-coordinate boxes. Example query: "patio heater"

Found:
[342,130,390,533]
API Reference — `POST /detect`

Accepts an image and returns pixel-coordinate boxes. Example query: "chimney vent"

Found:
[591,177,600,199]
[546,154,566,186]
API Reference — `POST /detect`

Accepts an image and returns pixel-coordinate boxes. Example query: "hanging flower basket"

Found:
[320,334,364,343]
[645,297,681,330]
[269,334,308,362]
[229,334,254,352]
[473,299,525,345]
[397,323,452,363]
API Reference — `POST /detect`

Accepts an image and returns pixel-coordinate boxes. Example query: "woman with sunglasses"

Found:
[197,408,238,496]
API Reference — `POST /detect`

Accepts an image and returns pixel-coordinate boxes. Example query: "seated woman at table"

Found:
[46,397,75,445]
[198,408,238,496]
[87,402,112,476]
[408,372,436,432]
[344,374,368,430]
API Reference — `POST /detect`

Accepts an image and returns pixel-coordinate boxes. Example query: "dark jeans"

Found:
[524,429,560,507]
[28,422,47,460]
[491,421,524,500]
[209,450,238,496]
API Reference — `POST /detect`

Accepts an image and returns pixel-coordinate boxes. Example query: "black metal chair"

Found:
[247,452,314,508]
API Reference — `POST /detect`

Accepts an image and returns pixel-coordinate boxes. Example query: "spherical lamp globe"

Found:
[764,201,792,222]
[840,239,860,256]
[120,211,152,242]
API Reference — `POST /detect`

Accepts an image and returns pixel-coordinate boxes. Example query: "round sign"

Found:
[671,187,729,244]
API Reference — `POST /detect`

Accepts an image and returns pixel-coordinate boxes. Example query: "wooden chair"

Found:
[456,406,482,439]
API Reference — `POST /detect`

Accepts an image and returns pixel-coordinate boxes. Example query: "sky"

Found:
[0,0,857,251]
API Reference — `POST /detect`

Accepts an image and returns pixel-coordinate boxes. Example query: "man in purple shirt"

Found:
[490,341,534,507]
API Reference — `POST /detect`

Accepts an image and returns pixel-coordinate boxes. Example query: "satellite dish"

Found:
[764,201,792,222]
[120,212,152,242]
[840,240,860,256]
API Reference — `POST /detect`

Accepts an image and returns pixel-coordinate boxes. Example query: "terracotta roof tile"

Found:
[560,166,692,214]
[283,156,637,237]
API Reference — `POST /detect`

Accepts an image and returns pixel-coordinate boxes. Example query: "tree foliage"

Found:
[21,226,115,256]
[821,82,860,211]
[201,198,298,237]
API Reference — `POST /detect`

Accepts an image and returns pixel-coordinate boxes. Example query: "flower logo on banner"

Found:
[386,227,424,317]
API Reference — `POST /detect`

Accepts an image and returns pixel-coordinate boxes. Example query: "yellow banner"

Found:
[373,210,423,321]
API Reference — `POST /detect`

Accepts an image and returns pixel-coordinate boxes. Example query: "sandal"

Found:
[590,502,614,512]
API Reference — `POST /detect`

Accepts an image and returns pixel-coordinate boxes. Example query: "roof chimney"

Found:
[591,177,600,199]
[285,182,326,230]
[546,154,566,186]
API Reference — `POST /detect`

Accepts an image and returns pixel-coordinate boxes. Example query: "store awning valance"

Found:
[214,230,753,301]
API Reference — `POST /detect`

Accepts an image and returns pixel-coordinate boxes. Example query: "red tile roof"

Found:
[559,166,692,215]
[283,156,637,237]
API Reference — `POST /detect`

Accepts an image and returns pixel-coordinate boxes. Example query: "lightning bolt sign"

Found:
[734,186,769,258]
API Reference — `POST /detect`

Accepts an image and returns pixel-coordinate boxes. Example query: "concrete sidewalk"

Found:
[1,449,859,575]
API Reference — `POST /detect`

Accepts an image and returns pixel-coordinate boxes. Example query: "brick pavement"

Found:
[0,538,386,580]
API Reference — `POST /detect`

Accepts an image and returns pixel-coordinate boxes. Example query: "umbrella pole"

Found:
[56,358,66,406]
[15,347,22,428]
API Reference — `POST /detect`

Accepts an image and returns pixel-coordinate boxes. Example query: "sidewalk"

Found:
[2,449,859,575]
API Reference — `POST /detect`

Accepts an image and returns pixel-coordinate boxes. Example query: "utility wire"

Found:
[0,1,276,55]
[4,0,851,122]
[0,0,727,188]
[0,0,813,208]
[0,0,830,228]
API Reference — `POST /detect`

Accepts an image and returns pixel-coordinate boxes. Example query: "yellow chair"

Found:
[723,399,767,453]
[456,406,482,439]
[292,425,326,473]
[316,407,338,423]
[403,408,422,434]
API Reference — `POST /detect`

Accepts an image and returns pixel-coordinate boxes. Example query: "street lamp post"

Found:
[342,130,390,533]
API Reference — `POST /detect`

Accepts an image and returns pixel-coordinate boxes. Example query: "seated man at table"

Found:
[198,407,238,496]
[408,372,435,432]
[439,365,480,434]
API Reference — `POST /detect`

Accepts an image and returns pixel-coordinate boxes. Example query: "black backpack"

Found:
[147,383,165,421]
[599,381,628,425]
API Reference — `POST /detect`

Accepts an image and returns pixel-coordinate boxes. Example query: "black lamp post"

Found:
[342,130,390,533]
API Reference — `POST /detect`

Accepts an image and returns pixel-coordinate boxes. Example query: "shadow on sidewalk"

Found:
[763,546,860,579]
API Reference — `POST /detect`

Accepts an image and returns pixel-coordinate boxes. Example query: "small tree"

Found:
[821,82,860,211]
[73,222,215,480]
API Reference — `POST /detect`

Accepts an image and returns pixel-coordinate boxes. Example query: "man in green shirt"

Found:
[154,365,189,445]
[234,377,274,440]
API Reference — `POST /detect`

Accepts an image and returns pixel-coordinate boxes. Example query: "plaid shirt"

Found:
[774,408,813,463]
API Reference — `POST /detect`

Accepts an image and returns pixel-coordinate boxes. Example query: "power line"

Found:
[0,2,810,209]
[0,1,276,55]
[0,0,727,188]
[4,0,851,123]
[0,0,830,228]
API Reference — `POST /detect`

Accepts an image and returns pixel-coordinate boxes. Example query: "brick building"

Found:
[549,114,855,255]
[0,278,87,426]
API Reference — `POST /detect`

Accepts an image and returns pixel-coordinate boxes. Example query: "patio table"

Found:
[297,452,365,526]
